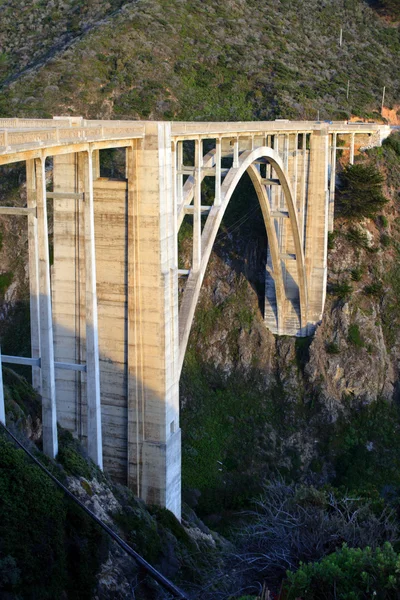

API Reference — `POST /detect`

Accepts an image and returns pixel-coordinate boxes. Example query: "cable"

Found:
[216,204,261,242]
[0,422,189,600]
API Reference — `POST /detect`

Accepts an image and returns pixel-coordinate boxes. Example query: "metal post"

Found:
[193,139,202,271]
[80,150,103,469]
[26,159,41,393]
[35,157,58,459]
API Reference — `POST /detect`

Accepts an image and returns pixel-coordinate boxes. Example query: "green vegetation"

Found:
[338,164,387,219]
[0,433,106,599]
[0,0,399,121]
[0,271,13,296]
[326,341,340,354]
[327,231,337,250]
[350,266,363,281]
[364,281,384,297]
[285,543,400,599]
[345,227,370,249]
[347,323,364,347]
[330,397,400,491]
[330,281,352,300]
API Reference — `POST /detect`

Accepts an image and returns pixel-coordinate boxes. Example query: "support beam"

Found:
[176,141,183,205]
[0,207,36,216]
[329,133,337,232]
[26,159,41,392]
[233,137,239,169]
[79,150,103,470]
[193,139,202,271]
[46,191,84,200]
[261,178,280,186]
[350,133,355,165]
[184,205,211,215]
[215,138,222,206]
[35,157,58,459]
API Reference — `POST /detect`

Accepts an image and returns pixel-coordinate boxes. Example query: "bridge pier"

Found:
[127,123,181,517]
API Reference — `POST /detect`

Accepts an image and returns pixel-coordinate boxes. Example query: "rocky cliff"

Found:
[180,134,400,516]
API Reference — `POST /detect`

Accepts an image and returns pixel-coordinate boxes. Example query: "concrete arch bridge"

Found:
[0,118,390,518]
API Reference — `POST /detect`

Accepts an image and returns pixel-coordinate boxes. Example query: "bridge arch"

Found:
[178,146,308,375]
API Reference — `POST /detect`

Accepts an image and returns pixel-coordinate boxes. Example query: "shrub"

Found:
[345,228,370,249]
[326,341,340,354]
[232,482,397,588]
[327,231,336,250]
[337,164,387,219]
[330,281,352,299]
[0,434,105,599]
[379,214,389,228]
[284,543,400,600]
[364,281,384,297]
[350,266,363,281]
[381,233,391,247]
[347,324,364,347]
[383,133,400,156]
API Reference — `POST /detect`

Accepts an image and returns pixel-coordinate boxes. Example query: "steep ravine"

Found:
[180,134,400,517]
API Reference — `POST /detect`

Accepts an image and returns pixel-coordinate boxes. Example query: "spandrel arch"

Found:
[177,146,309,376]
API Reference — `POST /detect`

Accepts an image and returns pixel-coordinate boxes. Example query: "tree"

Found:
[337,163,387,219]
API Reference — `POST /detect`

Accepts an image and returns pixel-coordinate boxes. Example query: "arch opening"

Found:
[177,145,308,376]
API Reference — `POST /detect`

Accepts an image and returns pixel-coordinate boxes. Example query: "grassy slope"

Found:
[0,0,399,121]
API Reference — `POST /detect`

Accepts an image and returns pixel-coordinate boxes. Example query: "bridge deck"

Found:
[0,119,389,163]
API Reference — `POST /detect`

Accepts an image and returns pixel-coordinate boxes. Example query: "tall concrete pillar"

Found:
[35,157,58,458]
[304,130,329,326]
[127,123,181,519]
[79,150,103,469]
[350,133,355,165]
[52,153,85,438]
[328,133,337,232]
[26,160,41,392]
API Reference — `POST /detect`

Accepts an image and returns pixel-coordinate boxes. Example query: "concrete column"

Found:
[304,130,329,327]
[294,133,299,208]
[79,150,103,469]
[193,138,202,271]
[52,153,85,439]
[0,347,5,425]
[26,159,41,393]
[215,138,221,206]
[35,157,58,459]
[233,137,239,168]
[92,150,100,180]
[350,133,355,164]
[328,133,337,232]
[127,123,181,519]
[176,141,183,205]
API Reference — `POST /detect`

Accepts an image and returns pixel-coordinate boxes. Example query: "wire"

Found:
[216,204,261,242]
[0,422,189,600]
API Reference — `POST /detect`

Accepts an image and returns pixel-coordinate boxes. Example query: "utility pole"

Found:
[339,28,343,47]
[381,86,386,114]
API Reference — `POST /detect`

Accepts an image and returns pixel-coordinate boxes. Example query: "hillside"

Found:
[0,0,399,121]
[1,0,400,598]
